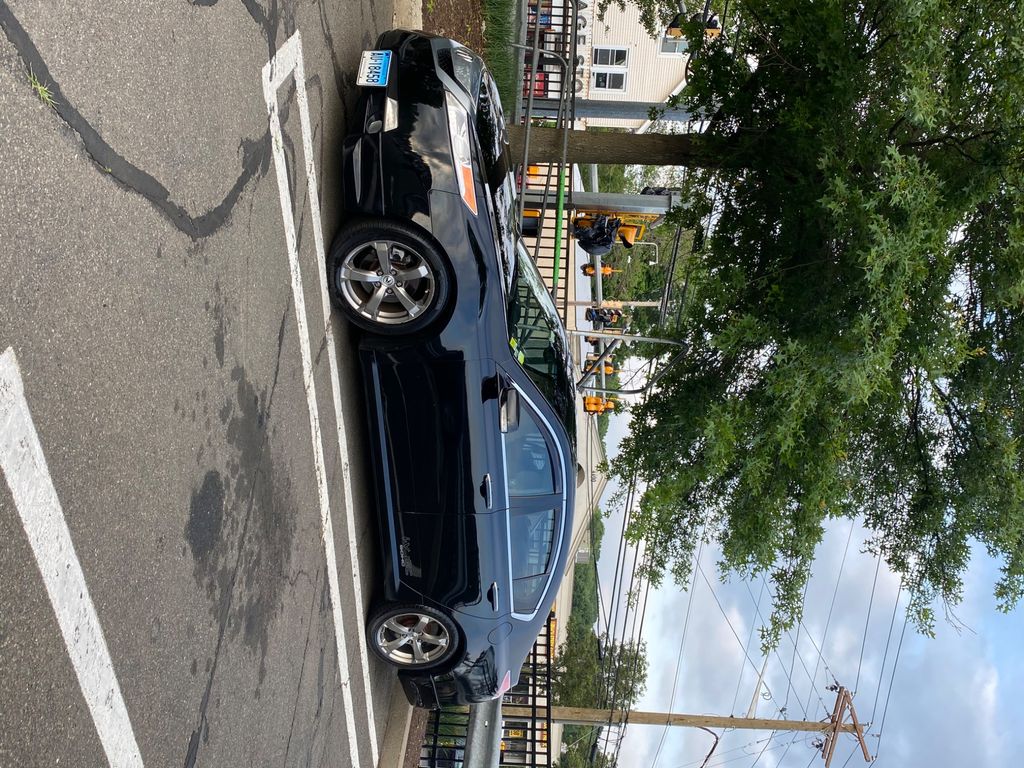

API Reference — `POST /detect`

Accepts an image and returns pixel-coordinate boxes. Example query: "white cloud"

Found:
[596,514,1024,768]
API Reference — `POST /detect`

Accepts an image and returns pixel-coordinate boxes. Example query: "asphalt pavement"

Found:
[0,2,404,766]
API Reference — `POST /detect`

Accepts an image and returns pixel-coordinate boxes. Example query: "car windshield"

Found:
[507,244,577,443]
[476,68,518,295]
[489,174,518,295]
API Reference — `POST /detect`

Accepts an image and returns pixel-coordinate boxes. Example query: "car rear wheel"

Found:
[328,219,451,335]
[367,604,459,670]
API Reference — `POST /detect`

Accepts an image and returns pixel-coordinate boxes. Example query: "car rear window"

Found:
[509,507,557,613]
[513,574,548,614]
[509,507,556,579]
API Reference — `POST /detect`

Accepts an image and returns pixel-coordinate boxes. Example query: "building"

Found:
[575,1,690,130]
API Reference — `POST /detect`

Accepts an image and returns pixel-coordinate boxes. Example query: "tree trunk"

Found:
[507,123,732,168]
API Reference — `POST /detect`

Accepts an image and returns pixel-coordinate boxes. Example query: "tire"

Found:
[328,219,451,336]
[367,603,460,670]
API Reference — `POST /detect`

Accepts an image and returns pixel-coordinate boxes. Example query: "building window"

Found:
[593,47,628,67]
[593,71,627,91]
[660,36,688,55]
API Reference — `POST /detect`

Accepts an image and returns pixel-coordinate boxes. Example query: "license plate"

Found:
[357,49,391,88]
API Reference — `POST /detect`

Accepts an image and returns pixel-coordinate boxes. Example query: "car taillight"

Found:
[496,670,512,698]
[445,93,478,216]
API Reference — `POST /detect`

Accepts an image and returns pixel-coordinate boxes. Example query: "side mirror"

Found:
[500,388,520,433]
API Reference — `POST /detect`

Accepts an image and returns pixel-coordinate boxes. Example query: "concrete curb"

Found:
[392,0,423,29]
[377,678,414,768]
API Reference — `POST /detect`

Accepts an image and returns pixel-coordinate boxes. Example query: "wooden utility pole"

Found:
[502,706,854,732]
[567,300,662,308]
[502,687,873,764]
[820,686,871,767]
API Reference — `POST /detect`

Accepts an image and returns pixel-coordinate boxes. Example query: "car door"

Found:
[495,378,567,620]
[367,350,509,614]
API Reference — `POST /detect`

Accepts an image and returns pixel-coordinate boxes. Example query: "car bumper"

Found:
[399,668,499,708]
[343,30,461,230]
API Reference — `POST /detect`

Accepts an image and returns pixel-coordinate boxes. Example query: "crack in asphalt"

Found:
[0,1,273,240]
[282,570,324,767]
[316,0,356,106]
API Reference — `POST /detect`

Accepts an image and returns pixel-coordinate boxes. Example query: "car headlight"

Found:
[445,92,478,216]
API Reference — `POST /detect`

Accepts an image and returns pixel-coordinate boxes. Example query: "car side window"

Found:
[509,506,557,613]
[504,406,556,496]
[513,574,548,614]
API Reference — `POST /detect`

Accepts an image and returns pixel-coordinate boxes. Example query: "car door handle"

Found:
[487,582,500,612]
[480,473,493,508]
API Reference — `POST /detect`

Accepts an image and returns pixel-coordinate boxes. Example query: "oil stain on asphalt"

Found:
[185,364,297,686]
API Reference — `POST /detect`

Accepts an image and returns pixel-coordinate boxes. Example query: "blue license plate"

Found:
[357,49,391,88]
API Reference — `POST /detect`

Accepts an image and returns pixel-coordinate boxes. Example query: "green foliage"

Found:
[611,0,1024,647]
[566,513,606,646]
[481,0,518,111]
[554,736,617,768]
[596,0,679,37]
[552,635,649,710]
[582,163,631,194]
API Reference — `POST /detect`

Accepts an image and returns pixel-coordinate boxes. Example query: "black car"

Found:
[327,30,578,707]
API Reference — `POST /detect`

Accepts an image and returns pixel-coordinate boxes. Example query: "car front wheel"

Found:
[367,604,459,670]
[328,219,451,335]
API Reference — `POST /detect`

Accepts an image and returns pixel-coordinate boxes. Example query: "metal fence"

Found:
[417,612,556,768]
[498,611,555,765]
[516,0,580,321]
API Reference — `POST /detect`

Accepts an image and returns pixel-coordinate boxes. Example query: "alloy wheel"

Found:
[335,239,436,326]
[374,611,452,666]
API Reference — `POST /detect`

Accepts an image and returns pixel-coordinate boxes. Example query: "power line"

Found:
[802,521,856,717]
[731,580,766,716]
[747,728,776,768]
[650,539,707,768]
[873,610,909,759]
[613,567,654,765]
[853,553,882,695]
[697,562,776,702]
[671,732,784,768]
[741,580,815,720]
[783,577,811,712]
[869,580,903,726]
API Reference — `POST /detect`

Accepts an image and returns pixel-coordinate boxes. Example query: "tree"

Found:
[552,635,649,711]
[554,738,618,768]
[546,0,1024,646]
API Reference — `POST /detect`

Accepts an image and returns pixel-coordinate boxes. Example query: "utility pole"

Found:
[820,686,871,767]
[502,687,873,764]
[746,654,770,718]
[568,300,662,308]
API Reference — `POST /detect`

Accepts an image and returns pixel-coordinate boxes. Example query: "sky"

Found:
[588,407,1024,768]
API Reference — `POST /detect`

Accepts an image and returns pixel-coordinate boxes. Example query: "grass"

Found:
[26,68,56,109]
[481,0,518,113]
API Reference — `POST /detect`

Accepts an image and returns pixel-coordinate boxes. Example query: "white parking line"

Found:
[0,347,145,768]
[262,31,377,767]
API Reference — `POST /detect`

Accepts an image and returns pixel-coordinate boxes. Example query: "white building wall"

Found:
[580,2,689,125]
